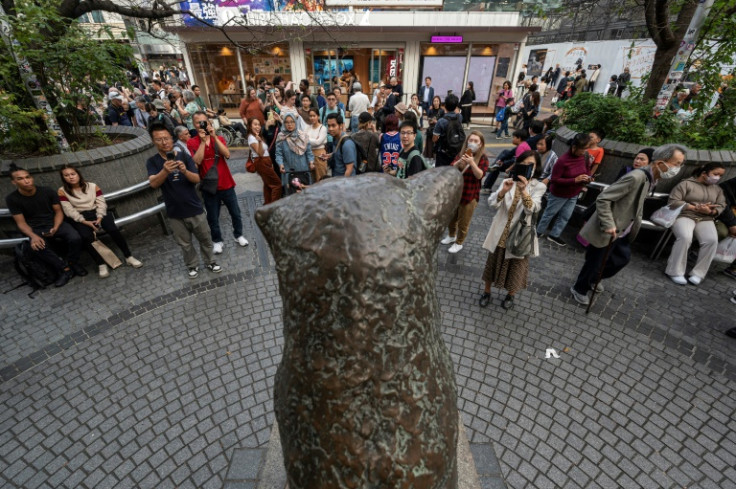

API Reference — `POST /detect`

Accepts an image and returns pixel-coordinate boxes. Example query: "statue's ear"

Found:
[255,203,284,255]
[408,167,463,239]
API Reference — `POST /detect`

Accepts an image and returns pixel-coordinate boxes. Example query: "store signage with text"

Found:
[431,36,463,43]
[326,0,442,6]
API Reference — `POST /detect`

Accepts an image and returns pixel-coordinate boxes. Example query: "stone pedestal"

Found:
[256,417,481,489]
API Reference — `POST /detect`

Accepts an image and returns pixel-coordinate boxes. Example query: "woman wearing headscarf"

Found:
[275,113,314,190]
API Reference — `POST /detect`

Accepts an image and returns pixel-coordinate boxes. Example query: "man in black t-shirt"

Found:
[397,121,426,178]
[5,167,85,286]
[147,122,223,279]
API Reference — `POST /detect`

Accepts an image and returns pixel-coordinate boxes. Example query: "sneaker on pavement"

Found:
[570,286,590,305]
[667,275,687,285]
[98,264,109,279]
[188,267,199,279]
[126,256,143,268]
[54,270,73,287]
[723,268,736,280]
[448,243,463,254]
[440,236,456,245]
[591,282,604,293]
[688,275,703,286]
[236,236,249,247]
[207,263,223,273]
[547,235,566,246]
[213,242,224,254]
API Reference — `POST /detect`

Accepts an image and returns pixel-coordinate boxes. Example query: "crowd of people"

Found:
[5,69,736,337]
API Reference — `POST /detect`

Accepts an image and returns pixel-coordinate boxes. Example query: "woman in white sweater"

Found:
[479,150,546,310]
[58,166,143,278]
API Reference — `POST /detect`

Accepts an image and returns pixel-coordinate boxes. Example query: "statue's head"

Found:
[256,169,463,317]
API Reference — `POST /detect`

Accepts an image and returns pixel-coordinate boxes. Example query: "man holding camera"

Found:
[187,111,248,255]
[147,122,223,279]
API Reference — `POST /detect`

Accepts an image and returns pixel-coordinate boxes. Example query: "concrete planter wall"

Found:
[552,126,736,193]
[0,126,158,238]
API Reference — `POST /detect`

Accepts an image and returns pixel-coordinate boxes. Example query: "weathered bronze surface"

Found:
[255,168,462,489]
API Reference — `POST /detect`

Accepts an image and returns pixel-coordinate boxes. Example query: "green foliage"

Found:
[560,92,736,150]
[0,0,135,156]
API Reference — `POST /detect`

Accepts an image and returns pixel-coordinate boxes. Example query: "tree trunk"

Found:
[643,0,700,101]
[644,42,680,100]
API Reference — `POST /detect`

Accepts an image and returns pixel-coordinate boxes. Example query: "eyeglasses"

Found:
[400,132,415,136]
[153,137,173,143]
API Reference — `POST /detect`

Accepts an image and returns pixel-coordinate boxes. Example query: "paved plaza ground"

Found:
[1,131,735,489]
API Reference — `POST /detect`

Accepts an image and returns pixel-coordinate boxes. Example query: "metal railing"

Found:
[0,180,168,249]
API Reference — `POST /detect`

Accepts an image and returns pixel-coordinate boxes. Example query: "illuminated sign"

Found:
[431,36,463,43]
[326,0,442,6]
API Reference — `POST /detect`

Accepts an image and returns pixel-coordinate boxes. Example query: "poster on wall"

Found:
[526,49,546,77]
[313,57,354,86]
[495,57,510,79]
[562,46,587,73]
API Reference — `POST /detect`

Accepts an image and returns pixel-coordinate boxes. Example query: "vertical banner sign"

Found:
[0,5,70,152]
[386,55,396,80]
[653,0,715,115]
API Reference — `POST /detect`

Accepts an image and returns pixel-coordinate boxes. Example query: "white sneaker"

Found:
[213,242,224,254]
[448,243,463,254]
[440,236,456,245]
[668,275,687,285]
[688,275,702,285]
[236,236,249,247]
[98,264,109,279]
[126,256,143,268]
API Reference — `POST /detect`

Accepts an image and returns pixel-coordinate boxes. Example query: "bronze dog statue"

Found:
[256,168,462,489]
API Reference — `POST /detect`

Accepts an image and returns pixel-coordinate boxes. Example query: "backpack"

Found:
[396,149,430,179]
[12,241,59,297]
[337,135,369,174]
[440,115,465,156]
[350,131,381,173]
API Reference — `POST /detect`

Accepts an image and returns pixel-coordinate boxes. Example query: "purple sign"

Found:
[431,36,463,43]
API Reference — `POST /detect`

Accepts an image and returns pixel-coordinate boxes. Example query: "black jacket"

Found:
[718,177,736,227]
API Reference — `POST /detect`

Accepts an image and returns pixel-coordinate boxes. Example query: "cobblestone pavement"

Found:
[1,143,736,489]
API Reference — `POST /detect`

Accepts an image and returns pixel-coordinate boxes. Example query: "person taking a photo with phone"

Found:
[478,150,546,310]
[188,111,249,255]
[440,130,490,254]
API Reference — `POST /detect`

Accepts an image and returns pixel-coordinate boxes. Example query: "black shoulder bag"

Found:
[199,136,220,195]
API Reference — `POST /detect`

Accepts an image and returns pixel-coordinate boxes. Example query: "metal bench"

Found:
[0,180,168,250]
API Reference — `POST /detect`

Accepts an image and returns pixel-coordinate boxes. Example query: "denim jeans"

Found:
[202,187,243,243]
[499,118,509,136]
[536,194,578,238]
[350,115,359,133]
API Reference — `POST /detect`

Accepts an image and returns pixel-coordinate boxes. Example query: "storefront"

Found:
[419,41,516,108]
[175,9,538,113]
[303,46,404,98]
[186,43,292,109]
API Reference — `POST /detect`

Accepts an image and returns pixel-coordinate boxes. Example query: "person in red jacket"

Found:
[188,111,249,255]
[536,132,593,246]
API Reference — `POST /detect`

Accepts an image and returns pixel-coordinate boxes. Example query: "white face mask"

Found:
[467,142,480,153]
[705,175,721,185]
[658,162,682,180]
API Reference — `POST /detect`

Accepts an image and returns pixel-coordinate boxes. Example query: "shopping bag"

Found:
[714,237,736,263]
[650,203,685,228]
[91,239,122,269]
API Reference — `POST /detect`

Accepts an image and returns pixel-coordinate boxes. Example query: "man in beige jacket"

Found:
[570,143,687,305]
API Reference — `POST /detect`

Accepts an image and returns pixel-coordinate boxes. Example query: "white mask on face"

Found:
[705,175,721,185]
[467,142,480,153]
[658,162,682,180]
